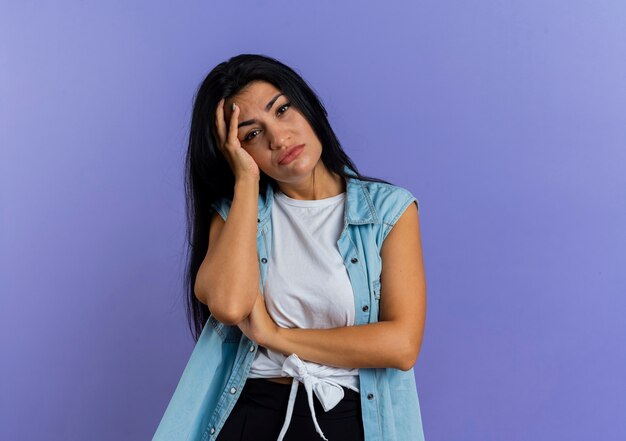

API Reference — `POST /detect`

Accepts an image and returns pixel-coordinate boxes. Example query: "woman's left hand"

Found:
[237,291,280,347]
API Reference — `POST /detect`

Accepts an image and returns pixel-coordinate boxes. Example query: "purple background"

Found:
[2,1,625,440]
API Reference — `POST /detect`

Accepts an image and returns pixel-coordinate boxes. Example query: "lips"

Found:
[278,144,305,165]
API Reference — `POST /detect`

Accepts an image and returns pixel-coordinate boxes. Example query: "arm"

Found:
[243,201,427,371]
[194,178,260,325]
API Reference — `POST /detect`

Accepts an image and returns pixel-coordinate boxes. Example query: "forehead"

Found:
[226,81,281,111]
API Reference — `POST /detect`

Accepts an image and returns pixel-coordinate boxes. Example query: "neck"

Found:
[276,162,346,200]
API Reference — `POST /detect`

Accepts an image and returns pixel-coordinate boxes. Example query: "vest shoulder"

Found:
[210,196,233,221]
[356,179,419,220]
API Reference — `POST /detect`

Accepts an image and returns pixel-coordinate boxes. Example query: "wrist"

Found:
[235,176,259,190]
[263,325,286,354]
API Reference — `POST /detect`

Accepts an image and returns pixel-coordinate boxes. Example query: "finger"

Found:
[227,102,240,146]
[214,98,226,147]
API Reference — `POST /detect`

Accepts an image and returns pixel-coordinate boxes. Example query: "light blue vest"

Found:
[153,164,425,441]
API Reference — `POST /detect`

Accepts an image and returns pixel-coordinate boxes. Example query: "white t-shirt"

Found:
[247,188,360,439]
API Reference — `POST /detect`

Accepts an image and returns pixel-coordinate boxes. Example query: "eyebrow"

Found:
[237,93,284,129]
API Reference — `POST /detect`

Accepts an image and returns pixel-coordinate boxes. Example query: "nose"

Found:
[267,125,290,150]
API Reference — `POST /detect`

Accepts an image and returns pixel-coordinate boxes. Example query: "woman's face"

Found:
[223,80,323,185]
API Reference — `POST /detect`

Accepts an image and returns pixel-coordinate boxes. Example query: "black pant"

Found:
[216,378,365,441]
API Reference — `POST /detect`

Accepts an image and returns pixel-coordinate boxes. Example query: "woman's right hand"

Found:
[214,98,260,182]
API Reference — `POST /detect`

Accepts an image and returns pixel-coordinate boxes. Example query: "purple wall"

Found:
[2,1,625,440]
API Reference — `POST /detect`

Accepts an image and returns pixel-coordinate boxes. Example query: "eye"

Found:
[243,129,260,142]
[277,102,291,115]
[242,102,292,143]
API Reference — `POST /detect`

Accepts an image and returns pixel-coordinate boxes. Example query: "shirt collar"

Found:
[258,164,377,225]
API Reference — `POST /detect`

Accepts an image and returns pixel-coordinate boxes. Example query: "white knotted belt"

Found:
[276,353,347,441]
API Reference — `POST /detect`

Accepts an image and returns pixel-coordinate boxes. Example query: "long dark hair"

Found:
[183,53,394,341]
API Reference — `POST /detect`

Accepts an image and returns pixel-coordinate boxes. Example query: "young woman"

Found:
[154,54,427,441]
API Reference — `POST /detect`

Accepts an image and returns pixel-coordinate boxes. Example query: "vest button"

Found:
[351,257,358,263]
[249,344,255,352]
[261,257,268,264]
[367,393,374,400]
[210,427,215,434]
[230,387,237,394]
[362,305,369,312]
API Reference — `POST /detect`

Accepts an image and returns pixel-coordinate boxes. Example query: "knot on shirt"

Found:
[276,353,346,441]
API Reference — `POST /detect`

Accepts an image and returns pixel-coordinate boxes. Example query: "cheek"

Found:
[300,122,321,145]
[294,116,316,136]
[247,149,272,165]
